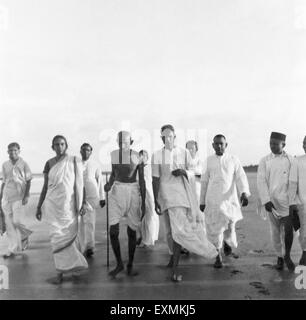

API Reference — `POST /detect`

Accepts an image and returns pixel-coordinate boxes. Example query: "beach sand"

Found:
[0,172,304,300]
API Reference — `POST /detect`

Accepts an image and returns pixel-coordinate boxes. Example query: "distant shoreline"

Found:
[0,167,257,181]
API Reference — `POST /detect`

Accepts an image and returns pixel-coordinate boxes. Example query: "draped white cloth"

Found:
[108,182,142,231]
[188,154,203,203]
[42,155,88,273]
[140,164,159,246]
[167,175,217,258]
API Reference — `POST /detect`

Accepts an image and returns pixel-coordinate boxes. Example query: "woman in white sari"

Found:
[36,135,88,284]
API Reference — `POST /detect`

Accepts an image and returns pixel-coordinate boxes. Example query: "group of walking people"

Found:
[1,125,306,284]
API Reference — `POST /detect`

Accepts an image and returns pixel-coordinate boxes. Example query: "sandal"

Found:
[171,274,183,282]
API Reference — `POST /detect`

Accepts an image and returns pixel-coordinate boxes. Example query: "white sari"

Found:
[42,155,88,273]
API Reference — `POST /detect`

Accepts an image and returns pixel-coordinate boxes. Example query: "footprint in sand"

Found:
[249,281,264,289]
[249,281,270,296]
[249,250,264,255]
[253,249,264,254]
[230,270,243,276]
[258,289,270,295]
[261,263,274,269]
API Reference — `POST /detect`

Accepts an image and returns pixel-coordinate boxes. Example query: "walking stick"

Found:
[106,173,110,269]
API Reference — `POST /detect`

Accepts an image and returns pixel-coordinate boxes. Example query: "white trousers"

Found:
[297,204,306,251]
[2,200,32,254]
[78,207,96,253]
[268,212,287,257]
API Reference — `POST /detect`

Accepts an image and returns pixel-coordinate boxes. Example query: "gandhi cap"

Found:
[270,132,286,141]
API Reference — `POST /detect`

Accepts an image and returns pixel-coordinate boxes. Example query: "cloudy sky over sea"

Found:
[1,0,306,171]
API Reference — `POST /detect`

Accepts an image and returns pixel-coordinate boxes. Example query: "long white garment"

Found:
[1,158,33,255]
[167,176,217,258]
[77,159,104,253]
[42,155,88,273]
[257,152,293,217]
[289,155,306,250]
[200,153,250,249]
[140,164,159,246]
[188,154,202,204]
[152,146,217,258]
[1,200,32,255]
[108,182,142,231]
[2,158,32,203]
[257,151,293,256]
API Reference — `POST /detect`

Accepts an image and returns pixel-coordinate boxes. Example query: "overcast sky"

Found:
[1,0,306,172]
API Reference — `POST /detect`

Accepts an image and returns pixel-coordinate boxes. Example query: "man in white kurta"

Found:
[257,131,295,271]
[78,143,105,257]
[288,136,306,265]
[152,125,217,282]
[0,143,33,257]
[200,135,250,268]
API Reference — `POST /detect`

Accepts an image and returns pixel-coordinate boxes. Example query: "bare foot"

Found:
[284,256,295,272]
[171,273,183,282]
[47,273,63,285]
[22,238,29,251]
[167,255,174,268]
[85,248,94,258]
[127,264,139,276]
[275,257,284,270]
[214,255,223,269]
[108,263,124,278]
[299,251,306,266]
[223,241,232,256]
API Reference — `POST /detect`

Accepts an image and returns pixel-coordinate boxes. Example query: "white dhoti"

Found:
[2,199,32,255]
[204,201,240,250]
[108,182,141,231]
[77,203,96,254]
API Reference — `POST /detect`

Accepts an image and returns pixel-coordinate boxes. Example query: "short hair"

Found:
[161,124,175,134]
[139,149,148,156]
[117,131,133,147]
[52,135,68,148]
[80,143,93,151]
[186,140,198,152]
[213,134,226,141]
[8,142,20,150]
[117,131,132,141]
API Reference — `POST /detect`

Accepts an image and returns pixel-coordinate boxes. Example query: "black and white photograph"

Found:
[0,0,306,306]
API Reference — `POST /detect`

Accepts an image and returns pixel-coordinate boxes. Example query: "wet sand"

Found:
[0,172,305,300]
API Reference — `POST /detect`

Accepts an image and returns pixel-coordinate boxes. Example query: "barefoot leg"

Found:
[109,223,124,278]
[126,226,138,276]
